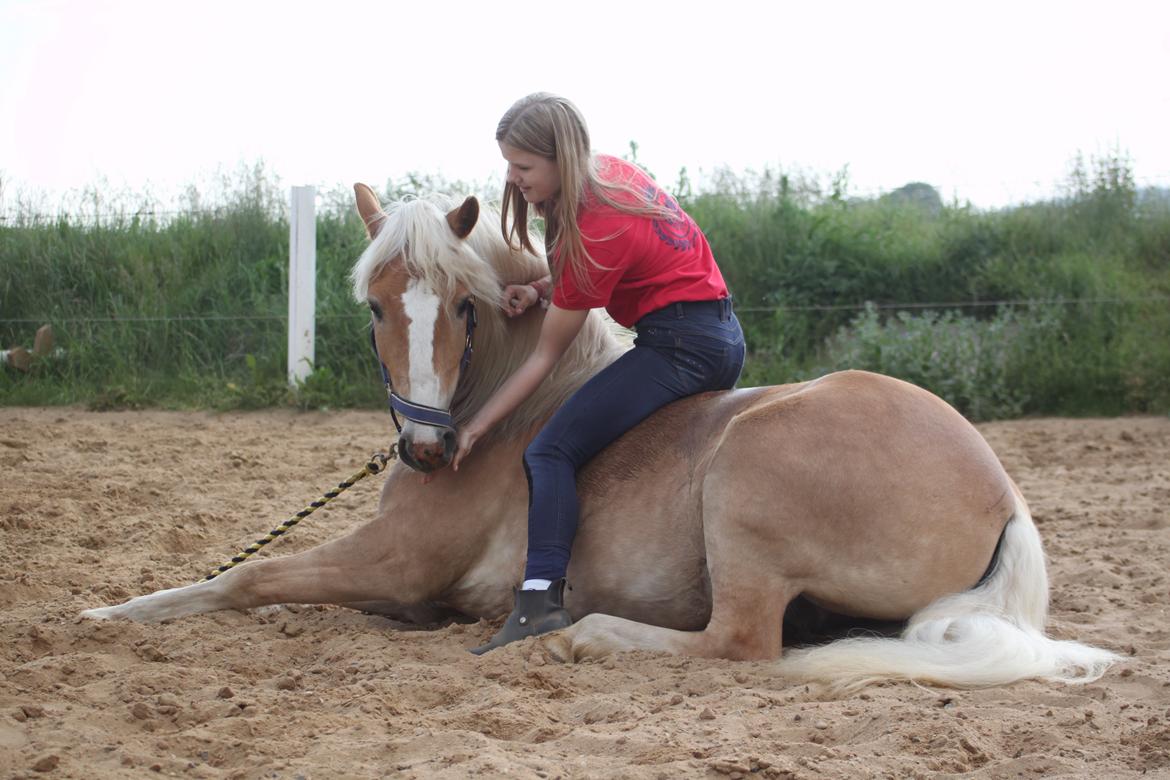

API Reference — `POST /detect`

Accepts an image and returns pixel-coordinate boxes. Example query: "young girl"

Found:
[453,93,745,654]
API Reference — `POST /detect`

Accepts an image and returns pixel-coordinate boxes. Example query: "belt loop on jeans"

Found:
[720,297,731,321]
[674,302,685,319]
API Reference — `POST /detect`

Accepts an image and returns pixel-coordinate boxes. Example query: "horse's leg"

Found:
[546,576,799,662]
[82,515,423,623]
[84,437,528,625]
[82,569,242,622]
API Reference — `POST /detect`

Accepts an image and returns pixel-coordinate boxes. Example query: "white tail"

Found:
[778,502,1121,691]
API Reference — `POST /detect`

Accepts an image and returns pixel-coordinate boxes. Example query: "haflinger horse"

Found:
[83,185,1119,692]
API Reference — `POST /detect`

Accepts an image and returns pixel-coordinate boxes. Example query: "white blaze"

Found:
[402,278,444,415]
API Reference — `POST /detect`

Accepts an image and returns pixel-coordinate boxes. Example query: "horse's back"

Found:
[728,369,1012,520]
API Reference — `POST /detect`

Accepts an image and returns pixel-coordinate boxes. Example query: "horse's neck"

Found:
[454,307,626,441]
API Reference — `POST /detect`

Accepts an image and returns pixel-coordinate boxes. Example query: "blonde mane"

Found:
[350,194,628,439]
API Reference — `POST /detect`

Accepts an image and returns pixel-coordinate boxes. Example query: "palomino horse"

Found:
[84,187,1118,690]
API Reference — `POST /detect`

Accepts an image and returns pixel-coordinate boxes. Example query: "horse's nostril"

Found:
[443,429,456,450]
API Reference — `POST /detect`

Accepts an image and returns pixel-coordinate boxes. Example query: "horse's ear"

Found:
[446,196,479,240]
[354,183,387,239]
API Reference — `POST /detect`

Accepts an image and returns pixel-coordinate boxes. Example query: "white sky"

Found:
[1,0,1168,212]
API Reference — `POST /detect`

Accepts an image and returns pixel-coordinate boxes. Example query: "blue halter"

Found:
[369,299,477,434]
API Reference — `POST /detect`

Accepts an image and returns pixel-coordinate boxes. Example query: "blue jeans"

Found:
[522,298,746,581]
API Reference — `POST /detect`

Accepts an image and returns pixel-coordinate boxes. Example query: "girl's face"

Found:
[499,142,561,205]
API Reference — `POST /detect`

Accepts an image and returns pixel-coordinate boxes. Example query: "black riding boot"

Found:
[470,579,572,655]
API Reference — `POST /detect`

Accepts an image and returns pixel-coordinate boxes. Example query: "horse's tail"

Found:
[776,498,1121,692]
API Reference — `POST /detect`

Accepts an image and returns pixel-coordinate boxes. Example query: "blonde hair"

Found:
[496,92,678,294]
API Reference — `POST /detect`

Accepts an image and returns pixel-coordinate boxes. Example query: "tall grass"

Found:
[2,155,1168,418]
[0,167,415,409]
[685,152,1170,418]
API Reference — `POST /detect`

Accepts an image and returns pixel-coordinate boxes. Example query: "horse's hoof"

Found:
[80,607,116,621]
[538,630,575,663]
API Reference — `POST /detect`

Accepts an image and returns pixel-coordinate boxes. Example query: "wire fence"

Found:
[2,295,1168,327]
[0,314,356,324]
[0,209,223,221]
[0,209,288,227]
[734,296,1170,314]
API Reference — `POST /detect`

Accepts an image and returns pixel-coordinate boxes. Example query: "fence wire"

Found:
[2,296,1167,327]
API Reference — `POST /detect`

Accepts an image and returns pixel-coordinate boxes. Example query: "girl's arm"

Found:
[452,304,589,470]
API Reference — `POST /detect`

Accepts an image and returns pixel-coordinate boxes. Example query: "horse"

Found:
[82,185,1119,691]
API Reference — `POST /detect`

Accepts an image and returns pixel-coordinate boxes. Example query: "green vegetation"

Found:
[2,154,1168,419]
[684,151,1170,417]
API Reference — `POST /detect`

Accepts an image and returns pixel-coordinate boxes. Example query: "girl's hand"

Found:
[452,423,483,472]
[502,284,538,317]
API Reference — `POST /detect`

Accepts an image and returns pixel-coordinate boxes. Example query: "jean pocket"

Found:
[721,338,746,389]
[668,337,733,392]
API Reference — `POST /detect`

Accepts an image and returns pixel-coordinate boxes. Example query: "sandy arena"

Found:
[1,408,1168,778]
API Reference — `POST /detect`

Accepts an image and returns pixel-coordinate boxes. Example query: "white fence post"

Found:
[288,186,316,387]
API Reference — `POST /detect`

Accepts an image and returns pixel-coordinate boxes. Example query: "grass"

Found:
[2,154,1168,418]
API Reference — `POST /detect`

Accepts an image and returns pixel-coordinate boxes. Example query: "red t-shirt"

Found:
[551,156,728,327]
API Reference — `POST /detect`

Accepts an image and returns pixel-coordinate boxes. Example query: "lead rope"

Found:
[201,448,396,581]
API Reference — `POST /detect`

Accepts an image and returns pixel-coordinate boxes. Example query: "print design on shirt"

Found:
[643,183,697,251]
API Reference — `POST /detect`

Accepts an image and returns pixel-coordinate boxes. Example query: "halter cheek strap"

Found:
[369,299,477,435]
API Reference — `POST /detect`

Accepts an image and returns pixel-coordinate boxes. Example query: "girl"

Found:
[454,93,745,653]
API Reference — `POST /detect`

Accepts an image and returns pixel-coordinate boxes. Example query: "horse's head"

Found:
[351,183,489,473]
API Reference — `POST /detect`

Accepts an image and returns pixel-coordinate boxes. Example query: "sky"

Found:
[1,0,1168,213]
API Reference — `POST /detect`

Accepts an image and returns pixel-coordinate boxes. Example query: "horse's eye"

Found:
[458,297,478,328]
[368,299,383,321]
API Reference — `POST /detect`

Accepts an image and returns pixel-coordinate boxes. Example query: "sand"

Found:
[1,408,1168,779]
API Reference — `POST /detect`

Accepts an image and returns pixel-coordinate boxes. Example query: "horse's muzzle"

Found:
[398,428,457,473]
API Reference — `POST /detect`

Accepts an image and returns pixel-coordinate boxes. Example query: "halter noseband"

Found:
[369,298,478,435]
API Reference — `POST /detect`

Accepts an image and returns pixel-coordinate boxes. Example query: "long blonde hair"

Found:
[496,92,678,294]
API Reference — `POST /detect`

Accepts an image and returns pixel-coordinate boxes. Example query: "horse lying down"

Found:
[84,187,1119,692]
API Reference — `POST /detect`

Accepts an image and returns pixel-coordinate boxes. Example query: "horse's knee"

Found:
[709,623,783,661]
[699,585,792,660]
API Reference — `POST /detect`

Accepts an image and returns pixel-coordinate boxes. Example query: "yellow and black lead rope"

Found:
[202,448,396,581]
